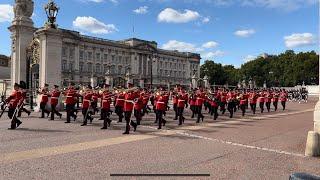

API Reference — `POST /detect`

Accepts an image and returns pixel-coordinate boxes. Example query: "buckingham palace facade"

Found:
[60,30,201,88]
[9,0,200,89]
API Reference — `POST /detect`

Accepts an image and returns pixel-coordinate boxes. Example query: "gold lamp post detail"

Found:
[44,0,59,29]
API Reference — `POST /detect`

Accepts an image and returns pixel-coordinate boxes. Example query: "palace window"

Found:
[62,48,67,57]
[88,52,93,60]
[111,55,115,63]
[111,65,115,74]
[69,48,75,59]
[103,64,108,73]
[69,62,74,71]
[96,53,100,61]
[87,63,92,72]
[79,62,84,72]
[96,64,101,73]
[119,56,122,64]
[79,50,84,60]
[62,60,67,71]
[104,54,108,62]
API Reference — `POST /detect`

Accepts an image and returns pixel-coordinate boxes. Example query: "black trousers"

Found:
[101,109,111,128]
[173,104,178,119]
[18,105,30,117]
[91,102,98,114]
[66,104,76,122]
[196,105,204,122]
[265,102,271,112]
[220,102,226,114]
[273,101,278,111]
[82,108,93,125]
[8,107,21,129]
[240,104,246,116]
[177,107,184,125]
[250,103,256,114]
[124,111,136,133]
[259,102,264,113]
[115,106,124,122]
[40,102,50,118]
[281,101,286,110]
[190,105,196,118]
[50,104,62,120]
[134,109,142,125]
[227,102,234,118]
[156,110,164,129]
[210,106,218,120]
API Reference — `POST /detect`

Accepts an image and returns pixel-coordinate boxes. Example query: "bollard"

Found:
[305,131,320,156]
[289,173,320,180]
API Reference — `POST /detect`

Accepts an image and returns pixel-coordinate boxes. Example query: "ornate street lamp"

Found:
[44,0,59,29]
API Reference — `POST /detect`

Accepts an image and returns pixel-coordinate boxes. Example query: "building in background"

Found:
[9,0,201,89]
[0,55,10,80]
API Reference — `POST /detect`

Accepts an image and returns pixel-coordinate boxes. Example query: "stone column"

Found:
[192,75,197,89]
[203,75,209,89]
[90,75,97,88]
[9,19,35,87]
[35,28,62,87]
[305,60,320,156]
[139,79,144,88]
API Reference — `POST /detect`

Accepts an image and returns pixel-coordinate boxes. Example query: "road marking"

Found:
[0,131,176,164]
[0,108,311,163]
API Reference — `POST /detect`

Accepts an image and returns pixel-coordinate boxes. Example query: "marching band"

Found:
[0,81,289,134]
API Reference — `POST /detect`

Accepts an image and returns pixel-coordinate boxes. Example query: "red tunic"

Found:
[156,96,166,111]
[6,90,22,108]
[65,88,77,105]
[82,92,92,109]
[40,89,49,103]
[124,92,136,112]
[115,94,125,107]
[101,91,111,110]
[50,90,61,106]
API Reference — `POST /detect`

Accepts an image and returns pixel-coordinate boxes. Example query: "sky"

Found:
[0,0,318,67]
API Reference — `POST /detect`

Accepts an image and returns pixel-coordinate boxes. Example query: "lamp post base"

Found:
[305,131,320,156]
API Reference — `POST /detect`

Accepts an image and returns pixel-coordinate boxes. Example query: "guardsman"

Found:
[101,84,112,129]
[91,88,100,115]
[210,93,219,120]
[49,85,62,120]
[134,91,143,125]
[257,92,265,113]
[5,83,22,129]
[172,91,179,120]
[123,84,138,134]
[17,81,31,117]
[220,89,227,114]
[280,89,287,110]
[265,90,272,112]
[195,88,205,123]
[64,83,78,123]
[239,94,247,116]
[155,91,167,129]
[142,92,150,116]
[249,90,257,114]
[177,93,186,125]
[189,93,197,118]
[39,84,50,118]
[272,90,279,111]
[115,90,125,123]
[81,85,93,126]
[226,90,234,118]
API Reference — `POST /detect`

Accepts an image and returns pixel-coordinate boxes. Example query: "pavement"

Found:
[0,99,319,180]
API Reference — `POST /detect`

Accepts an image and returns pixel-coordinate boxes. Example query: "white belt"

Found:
[51,97,58,99]
[102,100,110,102]
[125,100,134,103]
[178,100,185,102]
[157,102,165,104]
[117,99,124,101]
[67,96,73,98]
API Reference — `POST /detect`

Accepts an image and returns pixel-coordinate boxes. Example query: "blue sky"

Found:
[0,0,318,67]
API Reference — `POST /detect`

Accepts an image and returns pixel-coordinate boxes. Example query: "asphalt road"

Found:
[0,99,319,180]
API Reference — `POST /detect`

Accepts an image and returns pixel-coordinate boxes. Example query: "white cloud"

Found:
[109,0,119,4]
[0,4,13,23]
[202,41,218,48]
[202,17,210,23]
[202,50,225,59]
[158,8,200,23]
[284,33,316,48]
[234,29,255,37]
[161,40,202,52]
[243,55,256,62]
[133,6,148,14]
[81,0,118,3]
[73,16,118,34]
